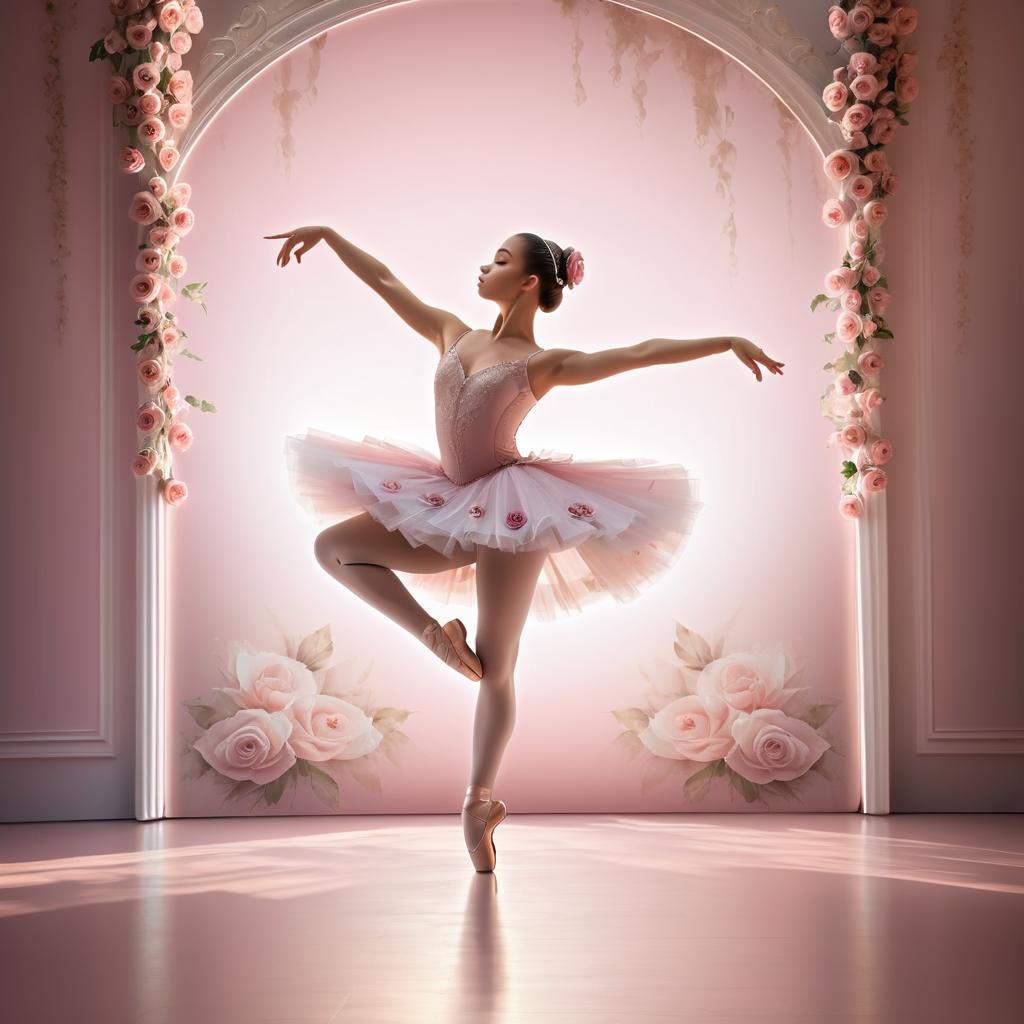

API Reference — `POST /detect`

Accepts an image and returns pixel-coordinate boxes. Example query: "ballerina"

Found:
[265,226,784,870]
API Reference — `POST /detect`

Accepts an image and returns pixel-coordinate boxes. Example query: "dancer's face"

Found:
[477,236,538,304]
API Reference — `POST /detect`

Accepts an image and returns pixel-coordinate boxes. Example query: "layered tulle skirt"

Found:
[283,429,704,622]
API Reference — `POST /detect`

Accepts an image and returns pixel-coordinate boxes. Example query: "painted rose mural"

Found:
[612,623,842,805]
[180,622,414,811]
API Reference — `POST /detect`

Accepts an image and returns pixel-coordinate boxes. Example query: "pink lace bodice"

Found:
[434,330,543,485]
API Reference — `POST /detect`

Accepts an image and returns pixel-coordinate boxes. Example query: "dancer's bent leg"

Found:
[463,544,546,849]
[313,512,476,638]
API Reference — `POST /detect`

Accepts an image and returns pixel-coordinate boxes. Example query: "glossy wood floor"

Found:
[2,813,1021,1023]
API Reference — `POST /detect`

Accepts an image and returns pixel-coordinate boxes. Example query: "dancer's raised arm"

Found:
[533,335,784,395]
[264,226,468,353]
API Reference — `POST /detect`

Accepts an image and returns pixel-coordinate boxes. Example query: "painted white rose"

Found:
[640,693,736,762]
[286,693,383,762]
[725,708,831,784]
[696,649,792,714]
[220,649,319,713]
[194,708,296,784]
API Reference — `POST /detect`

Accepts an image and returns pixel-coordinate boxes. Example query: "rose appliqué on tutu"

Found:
[568,502,595,519]
[468,504,485,518]
[381,479,402,492]
[505,510,527,530]
[420,492,447,507]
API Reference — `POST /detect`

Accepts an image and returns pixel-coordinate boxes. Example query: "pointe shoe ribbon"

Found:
[421,618,482,681]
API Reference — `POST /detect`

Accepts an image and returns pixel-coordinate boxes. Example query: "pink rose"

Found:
[135,247,163,272]
[169,30,193,54]
[848,73,880,102]
[880,170,898,195]
[159,281,176,305]
[895,75,919,104]
[137,306,162,331]
[167,52,182,72]
[505,510,527,530]
[168,254,188,279]
[840,493,865,519]
[868,438,893,464]
[568,501,595,518]
[849,50,878,75]
[170,207,195,235]
[898,51,918,74]
[419,492,446,506]
[157,143,180,172]
[858,467,888,495]
[822,195,855,228]
[121,100,142,127]
[148,175,168,200]
[120,146,145,173]
[129,190,162,225]
[109,76,131,104]
[223,650,319,714]
[836,310,864,345]
[824,266,858,295]
[565,249,585,288]
[168,102,192,130]
[148,225,174,247]
[132,447,159,476]
[847,174,874,201]
[168,420,193,451]
[847,5,875,34]
[126,23,153,49]
[136,400,166,433]
[641,694,737,762]
[822,81,848,112]
[132,62,160,93]
[468,504,485,517]
[138,116,166,146]
[285,693,381,763]
[827,6,850,39]
[841,102,873,133]
[849,239,866,259]
[158,1,186,33]
[168,70,193,102]
[892,5,918,35]
[167,182,192,208]
[866,286,890,315]
[696,650,793,714]
[840,423,867,448]
[823,148,859,181]
[861,263,882,287]
[835,372,858,396]
[138,357,165,389]
[138,91,162,116]
[184,5,204,33]
[103,29,127,54]
[148,41,167,63]
[380,479,401,491]
[867,22,894,47]
[161,325,182,349]
[857,386,885,411]
[869,118,898,145]
[862,199,888,227]
[162,477,189,507]
[849,213,870,242]
[832,66,849,84]
[130,272,162,302]
[726,708,832,784]
[840,288,863,314]
[857,350,884,374]
[192,707,298,783]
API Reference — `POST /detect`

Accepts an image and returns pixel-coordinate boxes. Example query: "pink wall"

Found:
[1,0,1019,821]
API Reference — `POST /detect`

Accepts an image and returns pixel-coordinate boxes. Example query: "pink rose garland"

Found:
[814,2,919,519]
[89,0,209,507]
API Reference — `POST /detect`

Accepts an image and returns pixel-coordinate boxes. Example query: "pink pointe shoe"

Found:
[420,618,483,681]
[462,784,507,872]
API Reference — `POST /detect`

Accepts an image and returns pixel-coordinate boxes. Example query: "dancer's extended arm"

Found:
[264,225,467,353]
[532,336,784,395]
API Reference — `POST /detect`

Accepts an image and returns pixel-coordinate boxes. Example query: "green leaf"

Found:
[305,762,341,809]
[841,460,858,479]
[88,38,108,62]
[178,348,204,361]
[723,764,760,803]
[823,331,836,343]
[809,293,830,312]
[683,761,718,801]
[797,703,839,729]
[296,623,334,673]
[611,707,650,735]
[183,698,231,730]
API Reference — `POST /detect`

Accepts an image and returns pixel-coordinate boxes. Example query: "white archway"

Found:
[132,0,889,819]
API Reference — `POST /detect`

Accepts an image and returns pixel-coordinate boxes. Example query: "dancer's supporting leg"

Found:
[463,544,547,850]
[313,512,476,638]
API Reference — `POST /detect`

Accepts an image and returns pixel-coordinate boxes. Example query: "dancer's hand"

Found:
[264,225,332,267]
[730,337,785,382]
